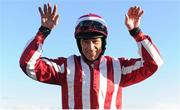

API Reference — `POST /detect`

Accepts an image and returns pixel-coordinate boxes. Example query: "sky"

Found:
[0,0,180,109]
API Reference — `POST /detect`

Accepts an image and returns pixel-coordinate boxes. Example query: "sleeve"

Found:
[19,31,67,86]
[119,30,163,87]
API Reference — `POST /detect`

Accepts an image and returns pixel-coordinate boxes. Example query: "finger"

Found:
[127,7,132,15]
[128,7,133,17]
[54,14,59,25]
[135,6,138,10]
[125,14,129,22]
[48,3,52,15]
[38,7,44,17]
[136,7,140,15]
[52,5,57,17]
[138,10,144,18]
[44,4,48,15]
[132,6,136,14]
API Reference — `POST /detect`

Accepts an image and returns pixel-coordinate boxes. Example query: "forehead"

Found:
[81,37,101,41]
[77,33,104,39]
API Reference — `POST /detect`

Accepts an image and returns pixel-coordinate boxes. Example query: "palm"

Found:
[38,3,59,29]
[125,6,144,30]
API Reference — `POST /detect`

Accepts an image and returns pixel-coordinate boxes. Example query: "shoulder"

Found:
[103,55,124,62]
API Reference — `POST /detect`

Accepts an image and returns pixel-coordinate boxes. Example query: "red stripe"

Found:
[120,46,157,87]
[104,56,114,109]
[116,87,122,109]
[60,59,69,109]
[74,56,83,108]
[20,40,36,73]
[116,58,123,109]
[19,32,45,74]
[90,61,100,109]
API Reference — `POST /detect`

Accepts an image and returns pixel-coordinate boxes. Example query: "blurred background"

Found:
[0,0,180,109]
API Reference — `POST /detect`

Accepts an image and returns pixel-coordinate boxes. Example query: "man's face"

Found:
[80,38,102,61]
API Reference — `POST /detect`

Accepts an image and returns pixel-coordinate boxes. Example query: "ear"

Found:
[101,37,106,55]
[76,38,83,54]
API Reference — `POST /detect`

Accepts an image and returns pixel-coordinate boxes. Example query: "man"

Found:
[19,3,163,109]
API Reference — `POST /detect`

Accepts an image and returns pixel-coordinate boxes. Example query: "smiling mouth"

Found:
[87,51,96,55]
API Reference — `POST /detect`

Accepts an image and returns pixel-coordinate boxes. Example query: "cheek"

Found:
[96,44,102,51]
[80,42,85,51]
[81,44,87,52]
[81,47,86,54]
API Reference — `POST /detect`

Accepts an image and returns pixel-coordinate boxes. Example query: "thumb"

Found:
[125,14,129,23]
[125,14,132,30]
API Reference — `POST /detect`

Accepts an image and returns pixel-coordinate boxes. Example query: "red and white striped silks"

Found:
[19,31,163,109]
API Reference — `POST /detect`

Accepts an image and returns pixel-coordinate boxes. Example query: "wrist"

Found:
[129,27,141,36]
[39,26,51,37]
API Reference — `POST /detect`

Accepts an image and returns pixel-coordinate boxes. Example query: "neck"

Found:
[82,55,102,66]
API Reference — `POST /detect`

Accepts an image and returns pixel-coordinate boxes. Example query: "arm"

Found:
[19,3,65,85]
[120,6,163,87]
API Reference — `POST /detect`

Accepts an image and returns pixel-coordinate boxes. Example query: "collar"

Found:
[81,55,103,67]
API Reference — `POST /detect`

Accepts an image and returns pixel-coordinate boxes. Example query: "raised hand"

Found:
[125,6,144,30]
[38,3,59,29]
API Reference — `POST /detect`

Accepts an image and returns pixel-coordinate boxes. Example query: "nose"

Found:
[87,41,95,50]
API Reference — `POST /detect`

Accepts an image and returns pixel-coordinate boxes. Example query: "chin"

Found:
[85,54,98,61]
[86,56,96,61]
[87,58,95,61]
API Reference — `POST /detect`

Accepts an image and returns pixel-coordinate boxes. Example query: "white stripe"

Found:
[98,57,108,109]
[137,42,142,57]
[121,38,163,75]
[42,58,65,73]
[122,60,144,75]
[66,55,75,108]
[81,57,91,108]
[111,58,121,109]
[26,44,42,80]
[141,39,163,67]
[76,16,107,27]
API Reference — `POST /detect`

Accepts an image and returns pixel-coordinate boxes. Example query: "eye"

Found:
[84,40,90,43]
[92,39,101,44]
[81,39,90,44]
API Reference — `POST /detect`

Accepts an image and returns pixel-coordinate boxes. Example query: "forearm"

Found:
[120,28,163,87]
[131,28,163,67]
[19,27,51,79]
